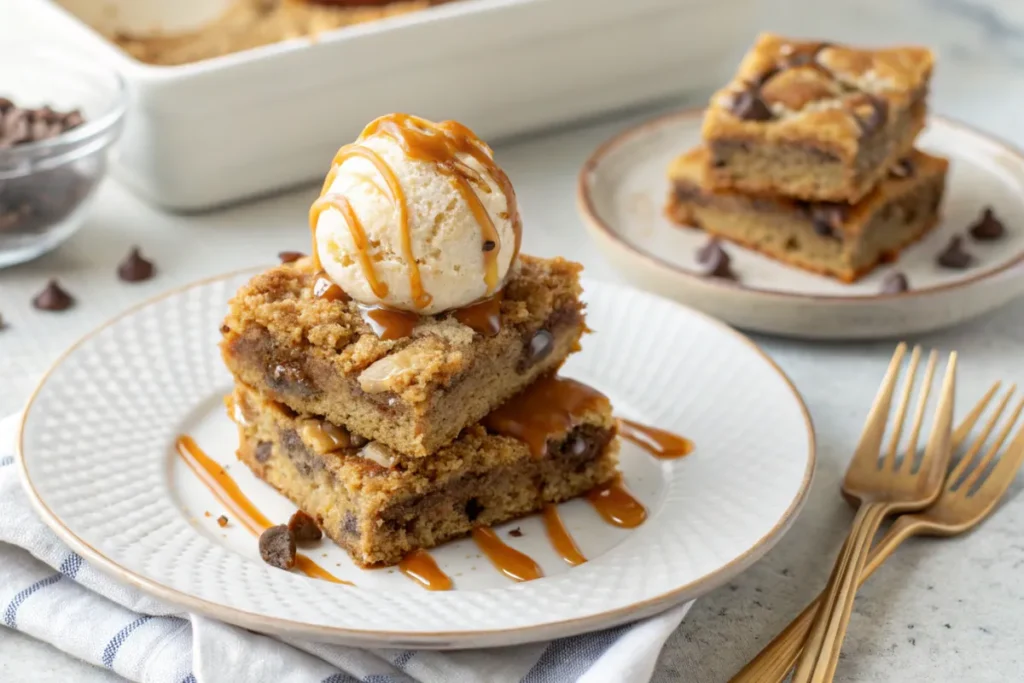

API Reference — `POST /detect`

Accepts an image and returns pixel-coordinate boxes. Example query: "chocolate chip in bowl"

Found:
[0,48,125,269]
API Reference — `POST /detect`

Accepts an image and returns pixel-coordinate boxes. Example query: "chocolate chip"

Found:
[937,236,974,269]
[482,240,496,252]
[465,498,484,522]
[0,97,12,112]
[880,272,909,294]
[288,510,323,542]
[968,207,1005,241]
[32,279,74,311]
[729,89,773,122]
[217,515,229,528]
[747,66,780,89]
[62,110,84,131]
[509,527,523,538]
[278,251,304,263]
[117,247,155,282]
[889,158,915,179]
[258,525,296,570]
[523,329,554,368]
[696,238,737,280]
[809,204,846,240]
[349,433,369,448]
[255,441,273,463]
[854,95,888,136]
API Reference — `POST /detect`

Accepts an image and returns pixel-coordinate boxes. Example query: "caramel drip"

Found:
[313,271,349,302]
[453,292,502,337]
[586,476,647,529]
[618,418,694,459]
[542,504,586,566]
[359,304,419,341]
[310,194,388,298]
[398,549,454,591]
[482,376,610,458]
[472,526,543,582]
[175,435,352,585]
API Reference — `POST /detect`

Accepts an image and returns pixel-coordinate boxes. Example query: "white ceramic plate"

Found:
[578,110,1024,340]
[17,271,814,648]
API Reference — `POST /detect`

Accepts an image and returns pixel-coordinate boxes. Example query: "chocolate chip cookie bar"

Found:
[668,147,948,281]
[702,33,933,203]
[230,379,618,567]
[221,254,586,457]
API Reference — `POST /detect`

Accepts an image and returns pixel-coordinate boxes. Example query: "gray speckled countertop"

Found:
[3,0,1024,681]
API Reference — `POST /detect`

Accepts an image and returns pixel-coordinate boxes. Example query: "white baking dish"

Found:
[20,0,754,210]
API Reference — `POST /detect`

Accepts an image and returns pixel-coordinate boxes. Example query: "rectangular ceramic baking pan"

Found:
[26,0,754,210]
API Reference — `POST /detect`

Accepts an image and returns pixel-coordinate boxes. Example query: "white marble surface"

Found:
[4,0,1024,681]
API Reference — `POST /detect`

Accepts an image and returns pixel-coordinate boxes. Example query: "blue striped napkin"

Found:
[0,414,690,682]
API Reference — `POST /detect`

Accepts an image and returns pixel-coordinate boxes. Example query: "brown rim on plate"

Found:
[577,108,1024,303]
[16,268,816,647]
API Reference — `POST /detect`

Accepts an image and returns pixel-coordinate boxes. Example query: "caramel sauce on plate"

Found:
[618,418,694,459]
[398,549,454,591]
[309,114,522,310]
[175,435,352,585]
[542,504,586,566]
[586,476,647,529]
[472,526,543,582]
[482,376,610,459]
[359,304,420,341]
[453,292,502,337]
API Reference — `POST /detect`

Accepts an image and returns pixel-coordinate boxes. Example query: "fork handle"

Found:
[791,501,890,683]
[729,515,919,683]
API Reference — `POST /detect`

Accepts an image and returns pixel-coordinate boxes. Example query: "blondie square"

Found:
[702,33,933,203]
[230,380,619,567]
[221,254,586,457]
[668,147,948,282]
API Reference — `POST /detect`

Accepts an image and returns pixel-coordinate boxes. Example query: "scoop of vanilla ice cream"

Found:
[315,130,518,315]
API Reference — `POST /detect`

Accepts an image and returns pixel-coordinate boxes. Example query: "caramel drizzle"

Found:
[542,504,586,566]
[175,435,352,585]
[618,418,694,459]
[453,292,503,337]
[586,476,647,529]
[398,549,453,591]
[472,526,543,582]
[359,304,420,341]
[310,114,521,309]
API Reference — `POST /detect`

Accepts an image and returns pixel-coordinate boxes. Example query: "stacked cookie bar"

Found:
[667,33,948,282]
[220,255,619,567]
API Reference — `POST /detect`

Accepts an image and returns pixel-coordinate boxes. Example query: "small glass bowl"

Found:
[0,48,126,268]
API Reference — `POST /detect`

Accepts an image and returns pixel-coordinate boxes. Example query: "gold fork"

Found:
[732,380,1023,682]
[791,343,956,683]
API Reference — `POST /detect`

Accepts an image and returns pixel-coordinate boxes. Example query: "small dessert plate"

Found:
[18,272,814,648]
[578,109,1024,339]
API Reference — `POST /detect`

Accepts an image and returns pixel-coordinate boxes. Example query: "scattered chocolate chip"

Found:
[254,441,272,463]
[729,89,773,122]
[0,97,13,112]
[696,238,736,280]
[349,433,369,448]
[258,525,296,570]
[880,271,909,294]
[465,498,484,522]
[117,246,155,282]
[968,207,1005,241]
[509,527,523,538]
[524,329,554,368]
[0,99,86,147]
[278,250,305,263]
[62,110,85,131]
[288,510,323,542]
[217,515,229,528]
[854,95,888,136]
[809,204,847,240]
[482,240,496,252]
[889,158,915,179]
[32,279,74,311]
[220,324,231,335]
[936,236,974,269]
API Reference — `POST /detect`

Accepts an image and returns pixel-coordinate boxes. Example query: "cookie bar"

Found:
[221,254,586,457]
[702,33,933,203]
[668,147,948,282]
[230,380,619,567]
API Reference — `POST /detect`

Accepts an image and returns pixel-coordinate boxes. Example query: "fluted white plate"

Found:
[17,272,814,648]
[579,110,1024,339]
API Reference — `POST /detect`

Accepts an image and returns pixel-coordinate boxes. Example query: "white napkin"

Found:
[0,413,691,683]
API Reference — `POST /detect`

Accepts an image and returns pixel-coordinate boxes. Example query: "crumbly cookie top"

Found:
[222,254,583,402]
[703,33,933,155]
[670,146,948,236]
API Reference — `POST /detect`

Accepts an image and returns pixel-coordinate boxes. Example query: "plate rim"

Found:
[16,268,817,646]
[577,107,1024,303]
